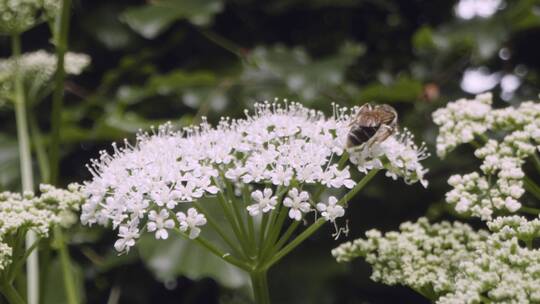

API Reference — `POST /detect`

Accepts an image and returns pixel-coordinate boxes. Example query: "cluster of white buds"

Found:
[0,50,90,104]
[333,217,540,303]
[81,101,428,253]
[0,0,61,34]
[0,184,84,271]
[432,93,492,158]
[434,93,540,219]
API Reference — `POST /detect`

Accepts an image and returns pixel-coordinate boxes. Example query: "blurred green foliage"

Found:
[1,0,540,303]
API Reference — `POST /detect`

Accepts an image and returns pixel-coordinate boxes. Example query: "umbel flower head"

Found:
[81,101,428,253]
[0,0,61,34]
[0,184,84,271]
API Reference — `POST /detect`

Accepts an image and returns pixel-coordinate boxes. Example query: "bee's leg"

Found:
[369,125,394,147]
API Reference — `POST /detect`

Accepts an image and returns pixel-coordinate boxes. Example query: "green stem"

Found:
[524,176,540,201]
[49,0,72,185]
[214,185,251,257]
[29,115,50,183]
[258,205,288,263]
[263,170,379,269]
[249,271,270,304]
[243,186,257,252]
[520,206,540,215]
[197,28,244,58]
[0,281,25,304]
[11,33,38,304]
[265,221,300,261]
[192,202,247,260]
[532,154,540,174]
[54,227,78,304]
[173,229,250,271]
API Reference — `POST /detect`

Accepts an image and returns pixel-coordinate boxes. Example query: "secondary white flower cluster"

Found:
[0,184,84,271]
[333,217,540,303]
[432,93,492,158]
[82,102,428,253]
[435,93,540,219]
[0,0,61,34]
[0,51,90,105]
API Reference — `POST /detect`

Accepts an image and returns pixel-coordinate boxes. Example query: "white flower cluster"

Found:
[333,217,540,303]
[82,102,428,253]
[349,129,429,187]
[435,93,540,219]
[432,93,493,158]
[0,184,84,271]
[0,0,61,34]
[0,51,90,103]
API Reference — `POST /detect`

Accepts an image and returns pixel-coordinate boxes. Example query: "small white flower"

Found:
[114,220,140,253]
[146,209,175,240]
[247,188,278,216]
[176,208,207,239]
[317,196,344,222]
[283,188,311,221]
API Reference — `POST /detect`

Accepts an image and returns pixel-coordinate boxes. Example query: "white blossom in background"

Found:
[0,51,91,104]
[333,217,540,303]
[81,101,428,253]
[0,184,84,270]
[454,0,502,20]
[0,0,61,34]
[433,93,540,219]
[283,188,311,221]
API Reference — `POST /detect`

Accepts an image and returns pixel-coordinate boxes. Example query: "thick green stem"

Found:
[49,3,80,304]
[49,0,72,185]
[249,271,270,304]
[0,281,25,304]
[12,33,38,304]
[54,227,78,304]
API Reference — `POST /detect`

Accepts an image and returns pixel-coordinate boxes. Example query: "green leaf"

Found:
[138,234,249,289]
[412,26,436,51]
[356,76,423,103]
[121,0,224,39]
[241,42,364,102]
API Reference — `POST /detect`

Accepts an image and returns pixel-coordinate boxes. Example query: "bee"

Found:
[346,103,398,148]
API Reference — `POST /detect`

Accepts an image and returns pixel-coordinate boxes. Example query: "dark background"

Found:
[1,0,540,303]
